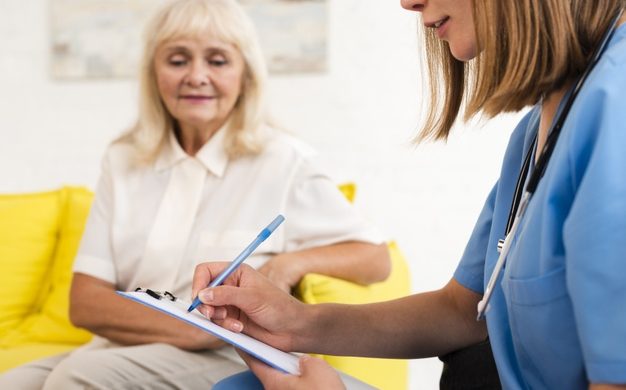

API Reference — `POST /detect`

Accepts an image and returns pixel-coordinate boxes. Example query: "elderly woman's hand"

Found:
[257,254,306,293]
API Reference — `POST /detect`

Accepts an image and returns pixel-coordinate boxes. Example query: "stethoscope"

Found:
[476,9,624,321]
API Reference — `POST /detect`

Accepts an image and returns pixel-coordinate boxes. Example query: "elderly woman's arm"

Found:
[69,273,225,350]
[258,241,390,292]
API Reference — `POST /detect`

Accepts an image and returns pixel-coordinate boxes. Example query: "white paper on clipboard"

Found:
[118,290,377,389]
[117,290,300,374]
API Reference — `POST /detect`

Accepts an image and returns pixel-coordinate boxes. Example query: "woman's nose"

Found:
[400,0,425,12]
[185,61,210,87]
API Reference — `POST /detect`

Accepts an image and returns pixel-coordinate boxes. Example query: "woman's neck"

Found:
[537,86,568,162]
[175,123,221,156]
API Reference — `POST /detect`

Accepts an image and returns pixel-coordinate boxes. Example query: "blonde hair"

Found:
[418,0,625,142]
[122,0,269,161]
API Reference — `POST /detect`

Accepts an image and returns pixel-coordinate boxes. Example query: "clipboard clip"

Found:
[134,287,178,302]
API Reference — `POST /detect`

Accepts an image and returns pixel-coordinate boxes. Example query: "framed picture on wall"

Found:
[50,0,327,79]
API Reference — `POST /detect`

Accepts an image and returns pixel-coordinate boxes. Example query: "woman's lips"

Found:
[435,17,449,39]
[425,16,449,28]
[425,16,450,38]
[179,95,215,103]
[180,95,213,99]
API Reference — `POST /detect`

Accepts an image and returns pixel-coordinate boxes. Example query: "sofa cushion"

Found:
[36,187,93,344]
[0,187,94,372]
[0,190,61,338]
[296,241,410,304]
[2,188,94,347]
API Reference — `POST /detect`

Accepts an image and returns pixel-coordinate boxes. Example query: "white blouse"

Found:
[73,126,383,299]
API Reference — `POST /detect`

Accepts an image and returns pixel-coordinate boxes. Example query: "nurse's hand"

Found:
[191,262,310,352]
[240,351,345,390]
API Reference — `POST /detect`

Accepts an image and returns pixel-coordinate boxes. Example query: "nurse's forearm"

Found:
[298,278,487,358]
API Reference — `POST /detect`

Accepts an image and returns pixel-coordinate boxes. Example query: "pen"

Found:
[187,214,285,312]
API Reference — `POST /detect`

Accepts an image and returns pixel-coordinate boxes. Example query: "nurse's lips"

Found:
[425,16,450,38]
[424,16,449,29]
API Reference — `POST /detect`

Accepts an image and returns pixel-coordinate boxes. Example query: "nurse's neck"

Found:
[537,86,568,163]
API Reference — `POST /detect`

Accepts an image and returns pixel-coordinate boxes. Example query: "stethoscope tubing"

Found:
[477,192,529,320]
[475,8,624,321]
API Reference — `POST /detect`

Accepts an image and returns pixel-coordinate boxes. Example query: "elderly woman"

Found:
[0,0,389,388]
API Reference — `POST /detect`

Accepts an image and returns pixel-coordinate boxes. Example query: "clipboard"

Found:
[117,289,300,374]
[118,289,377,389]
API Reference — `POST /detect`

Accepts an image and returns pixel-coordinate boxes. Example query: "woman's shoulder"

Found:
[604,23,626,66]
[567,25,626,135]
[560,26,626,172]
[107,136,134,154]
[249,125,338,179]
[581,24,626,98]
[260,125,318,162]
[100,136,146,173]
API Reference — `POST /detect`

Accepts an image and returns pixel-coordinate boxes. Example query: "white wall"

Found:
[0,1,526,388]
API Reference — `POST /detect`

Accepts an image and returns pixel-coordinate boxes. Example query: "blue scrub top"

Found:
[454,24,626,389]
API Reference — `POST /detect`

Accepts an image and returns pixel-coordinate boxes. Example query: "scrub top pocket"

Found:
[501,267,585,389]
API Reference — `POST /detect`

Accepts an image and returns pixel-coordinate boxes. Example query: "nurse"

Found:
[192,0,626,388]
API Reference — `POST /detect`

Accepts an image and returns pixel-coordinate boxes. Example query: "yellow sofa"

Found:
[0,187,93,371]
[0,185,410,389]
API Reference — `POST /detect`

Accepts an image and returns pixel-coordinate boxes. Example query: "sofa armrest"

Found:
[294,241,410,390]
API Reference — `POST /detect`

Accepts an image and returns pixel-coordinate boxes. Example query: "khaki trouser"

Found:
[0,337,246,389]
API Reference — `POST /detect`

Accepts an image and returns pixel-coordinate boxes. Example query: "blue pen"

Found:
[187,214,285,312]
